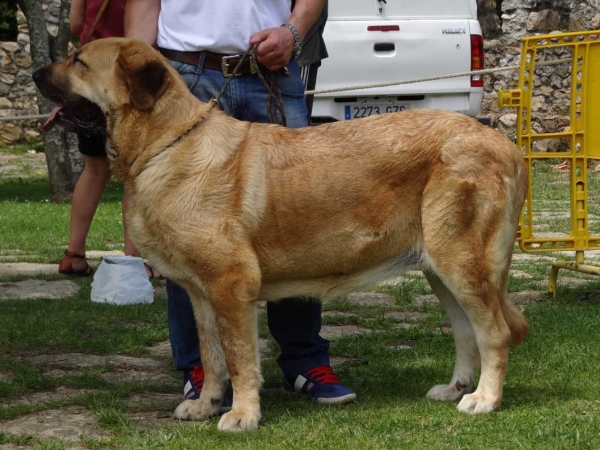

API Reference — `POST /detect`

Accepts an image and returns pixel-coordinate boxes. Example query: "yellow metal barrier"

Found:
[499,29,600,296]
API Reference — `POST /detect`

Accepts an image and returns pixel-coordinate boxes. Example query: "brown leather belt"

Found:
[159,48,256,77]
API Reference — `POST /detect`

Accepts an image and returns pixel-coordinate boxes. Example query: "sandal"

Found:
[58,250,94,276]
[552,160,570,171]
[144,262,163,280]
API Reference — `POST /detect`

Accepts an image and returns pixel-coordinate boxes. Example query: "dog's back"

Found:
[245,110,526,300]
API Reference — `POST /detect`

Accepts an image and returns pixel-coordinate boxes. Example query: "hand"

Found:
[249,26,295,71]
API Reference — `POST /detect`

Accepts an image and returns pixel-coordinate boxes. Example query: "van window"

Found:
[328,0,475,20]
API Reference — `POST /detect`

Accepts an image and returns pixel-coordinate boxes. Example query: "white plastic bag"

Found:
[90,255,154,305]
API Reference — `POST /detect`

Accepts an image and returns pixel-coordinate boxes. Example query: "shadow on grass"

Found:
[503,382,586,409]
[0,178,123,203]
[258,365,587,424]
[259,360,589,422]
[568,288,600,304]
[259,364,443,412]
[547,279,600,307]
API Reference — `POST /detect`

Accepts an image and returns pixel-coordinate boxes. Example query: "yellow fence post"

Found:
[498,30,600,296]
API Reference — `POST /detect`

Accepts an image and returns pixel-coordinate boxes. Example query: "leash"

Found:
[211,45,255,105]
[255,62,287,127]
[80,0,111,45]
[212,45,287,126]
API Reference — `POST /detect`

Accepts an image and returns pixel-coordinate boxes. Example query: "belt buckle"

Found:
[222,55,242,77]
[221,55,257,77]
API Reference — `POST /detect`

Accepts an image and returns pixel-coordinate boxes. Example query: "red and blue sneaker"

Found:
[183,366,232,410]
[183,366,204,400]
[284,365,356,405]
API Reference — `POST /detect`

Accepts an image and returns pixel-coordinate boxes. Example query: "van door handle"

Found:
[374,43,395,52]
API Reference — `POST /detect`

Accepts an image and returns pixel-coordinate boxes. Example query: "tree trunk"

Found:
[51,0,71,61]
[17,0,82,202]
[477,0,502,39]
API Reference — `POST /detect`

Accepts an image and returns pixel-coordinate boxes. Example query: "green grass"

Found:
[0,142,44,155]
[530,159,600,236]
[3,144,600,448]
[376,275,432,305]
[0,282,168,358]
[0,278,170,404]
[0,141,124,262]
[5,287,600,448]
[0,177,125,262]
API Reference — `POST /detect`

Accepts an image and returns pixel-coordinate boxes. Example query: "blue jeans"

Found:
[166,56,330,378]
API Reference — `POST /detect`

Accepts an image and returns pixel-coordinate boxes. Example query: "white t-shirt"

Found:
[157,0,293,54]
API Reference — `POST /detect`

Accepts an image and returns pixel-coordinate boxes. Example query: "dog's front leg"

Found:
[207,270,263,432]
[174,285,229,421]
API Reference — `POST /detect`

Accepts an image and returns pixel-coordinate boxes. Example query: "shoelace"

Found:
[188,366,205,390]
[305,365,341,385]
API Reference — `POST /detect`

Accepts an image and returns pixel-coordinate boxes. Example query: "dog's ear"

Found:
[117,42,170,110]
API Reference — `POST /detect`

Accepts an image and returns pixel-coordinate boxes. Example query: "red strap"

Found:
[64,250,86,259]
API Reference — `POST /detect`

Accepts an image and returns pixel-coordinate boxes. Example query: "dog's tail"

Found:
[480,147,528,349]
[500,153,529,347]
[500,295,528,347]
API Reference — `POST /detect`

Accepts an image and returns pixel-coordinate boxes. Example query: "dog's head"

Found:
[33,38,171,137]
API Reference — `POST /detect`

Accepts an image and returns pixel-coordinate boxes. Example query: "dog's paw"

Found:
[426,380,472,402]
[173,399,219,421]
[217,409,261,432]
[456,392,499,414]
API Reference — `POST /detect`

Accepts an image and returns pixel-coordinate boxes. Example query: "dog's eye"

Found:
[73,54,89,69]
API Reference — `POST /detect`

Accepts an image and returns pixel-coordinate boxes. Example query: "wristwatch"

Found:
[282,23,303,58]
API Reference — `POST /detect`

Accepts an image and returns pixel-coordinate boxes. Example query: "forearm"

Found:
[124,0,160,45]
[288,0,325,40]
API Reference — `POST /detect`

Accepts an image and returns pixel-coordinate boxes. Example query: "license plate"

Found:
[344,103,410,120]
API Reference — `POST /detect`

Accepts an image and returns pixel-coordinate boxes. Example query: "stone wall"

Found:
[1,1,599,144]
[0,2,62,144]
[482,0,600,145]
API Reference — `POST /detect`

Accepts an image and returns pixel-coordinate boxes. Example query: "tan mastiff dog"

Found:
[34,38,529,432]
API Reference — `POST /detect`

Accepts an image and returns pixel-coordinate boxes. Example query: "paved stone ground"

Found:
[0,151,47,179]
[1,234,600,446]
[0,280,79,301]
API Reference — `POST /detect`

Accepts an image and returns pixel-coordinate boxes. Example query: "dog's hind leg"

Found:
[423,271,479,402]
[425,253,512,414]
[173,285,229,422]
[421,169,527,414]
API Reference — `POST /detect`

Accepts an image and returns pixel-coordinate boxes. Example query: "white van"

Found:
[311,0,484,122]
